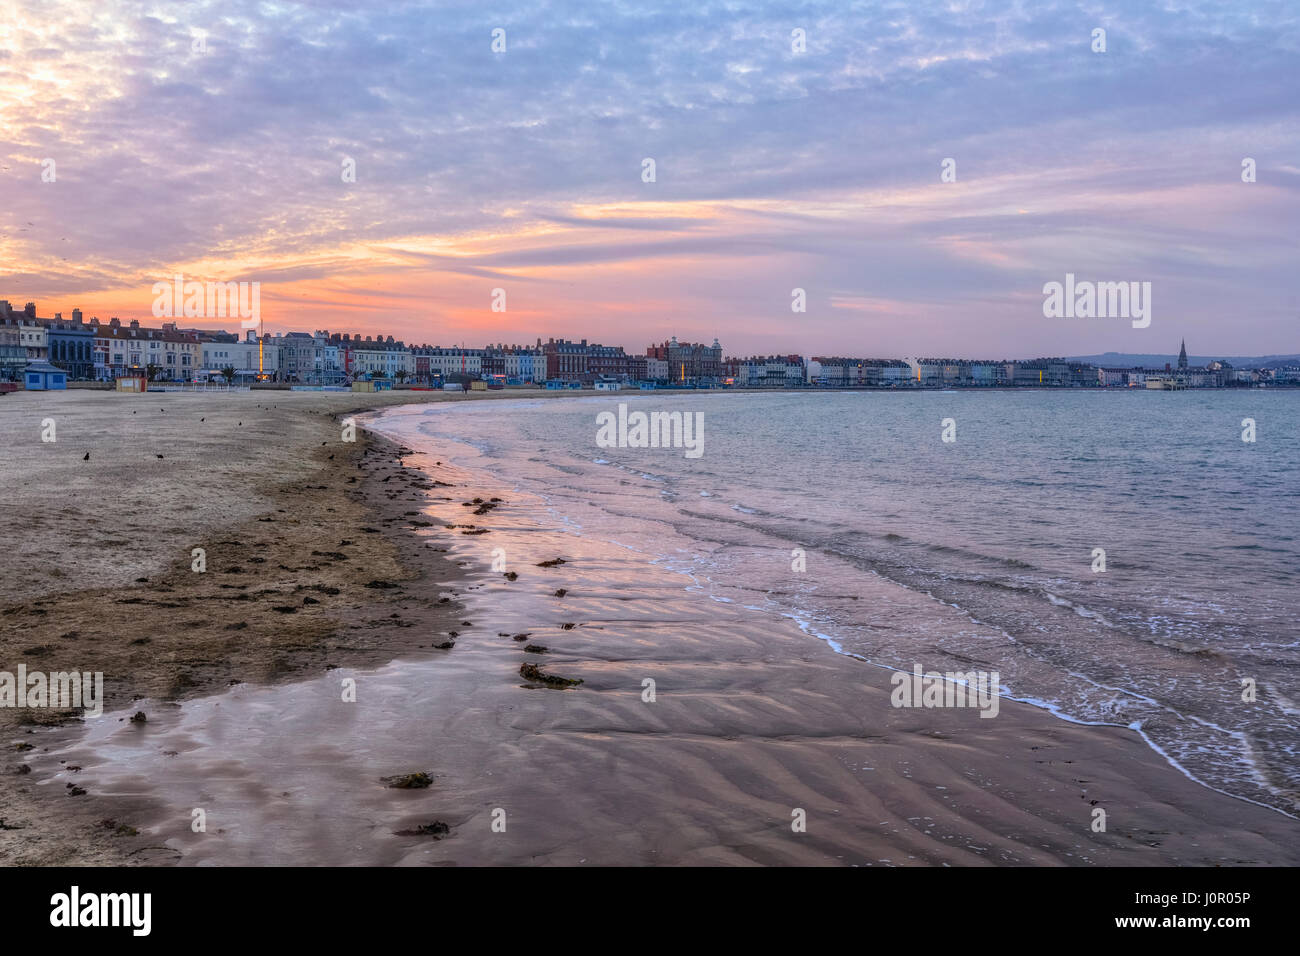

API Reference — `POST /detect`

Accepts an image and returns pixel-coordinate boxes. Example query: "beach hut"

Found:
[116,376,147,393]
[24,361,67,391]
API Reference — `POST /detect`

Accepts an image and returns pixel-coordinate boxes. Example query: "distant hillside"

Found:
[1066,352,1300,369]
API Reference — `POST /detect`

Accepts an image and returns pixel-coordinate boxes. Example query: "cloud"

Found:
[0,0,1296,354]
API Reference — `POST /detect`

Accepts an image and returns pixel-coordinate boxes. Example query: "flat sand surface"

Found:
[1,389,1297,865]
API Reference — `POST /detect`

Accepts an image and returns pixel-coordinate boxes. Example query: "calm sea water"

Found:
[374,390,1300,816]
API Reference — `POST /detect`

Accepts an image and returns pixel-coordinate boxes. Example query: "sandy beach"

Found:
[0,388,474,863]
[2,389,1297,866]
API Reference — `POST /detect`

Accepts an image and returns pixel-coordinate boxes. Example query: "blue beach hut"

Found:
[24,361,67,390]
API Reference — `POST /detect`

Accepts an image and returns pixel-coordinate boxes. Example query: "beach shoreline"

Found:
[0,390,483,864]
[2,389,1297,865]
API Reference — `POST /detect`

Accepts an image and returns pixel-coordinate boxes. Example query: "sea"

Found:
[368,388,1300,817]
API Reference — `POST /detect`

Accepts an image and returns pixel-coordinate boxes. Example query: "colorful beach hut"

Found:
[23,361,67,390]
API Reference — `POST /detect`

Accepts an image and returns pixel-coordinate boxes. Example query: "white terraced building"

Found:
[200,333,279,381]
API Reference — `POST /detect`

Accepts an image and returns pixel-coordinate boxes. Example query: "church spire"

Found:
[1178,339,1188,369]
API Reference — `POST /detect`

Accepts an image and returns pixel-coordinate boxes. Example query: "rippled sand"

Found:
[3,390,1298,865]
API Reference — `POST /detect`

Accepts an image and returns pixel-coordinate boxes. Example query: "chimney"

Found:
[72,308,82,322]
[129,319,140,329]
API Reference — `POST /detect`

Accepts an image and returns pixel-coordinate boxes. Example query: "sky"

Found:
[1,0,1297,359]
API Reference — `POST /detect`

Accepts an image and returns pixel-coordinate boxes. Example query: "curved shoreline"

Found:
[358,401,1300,865]
[1,389,1296,866]
[366,396,1300,824]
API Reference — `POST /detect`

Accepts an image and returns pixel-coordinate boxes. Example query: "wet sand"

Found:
[2,389,1297,865]
[0,389,480,863]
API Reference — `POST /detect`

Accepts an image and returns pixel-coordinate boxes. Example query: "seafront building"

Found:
[0,317,48,363]
[504,345,543,384]
[588,342,648,384]
[346,336,413,381]
[0,302,51,363]
[408,345,485,383]
[541,338,591,384]
[274,331,325,383]
[87,318,202,382]
[478,344,545,385]
[45,316,95,380]
[0,301,1293,390]
[0,324,25,380]
[807,358,914,386]
[734,355,806,387]
[647,336,724,386]
[199,331,281,382]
